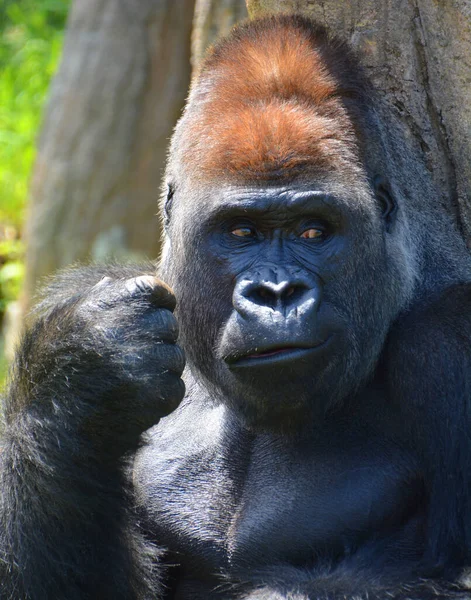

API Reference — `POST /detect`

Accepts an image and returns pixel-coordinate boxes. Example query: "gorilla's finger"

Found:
[154,372,186,417]
[140,309,179,343]
[94,276,113,288]
[128,373,185,430]
[125,276,176,311]
[152,343,186,376]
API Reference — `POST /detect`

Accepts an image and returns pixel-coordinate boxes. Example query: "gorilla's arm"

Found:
[233,564,470,600]
[0,265,184,600]
[387,282,471,567]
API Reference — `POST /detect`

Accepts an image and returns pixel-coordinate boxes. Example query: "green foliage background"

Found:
[0,0,69,228]
[0,0,70,383]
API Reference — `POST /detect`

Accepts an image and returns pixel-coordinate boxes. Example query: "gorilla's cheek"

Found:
[171,266,233,375]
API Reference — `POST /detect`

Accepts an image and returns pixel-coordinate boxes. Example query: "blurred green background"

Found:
[0,0,70,382]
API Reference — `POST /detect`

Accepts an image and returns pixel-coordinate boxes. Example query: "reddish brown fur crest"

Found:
[180,15,368,183]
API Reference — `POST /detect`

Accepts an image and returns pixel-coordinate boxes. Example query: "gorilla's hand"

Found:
[76,275,186,451]
[12,269,185,460]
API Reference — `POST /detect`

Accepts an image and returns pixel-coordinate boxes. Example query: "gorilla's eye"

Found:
[300,227,324,240]
[231,227,256,238]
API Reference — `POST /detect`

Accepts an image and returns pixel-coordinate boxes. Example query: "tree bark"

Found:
[23,0,194,306]
[246,0,471,248]
[192,0,248,69]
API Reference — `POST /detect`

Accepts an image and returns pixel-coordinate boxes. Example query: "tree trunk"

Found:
[192,0,248,69]
[246,0,471,248]
[22,0,194,307]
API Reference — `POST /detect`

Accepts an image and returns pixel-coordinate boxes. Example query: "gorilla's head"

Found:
[160,15,419,429]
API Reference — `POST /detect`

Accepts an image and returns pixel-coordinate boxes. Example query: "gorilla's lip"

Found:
[247,347,296,358]
[225,338,331,369]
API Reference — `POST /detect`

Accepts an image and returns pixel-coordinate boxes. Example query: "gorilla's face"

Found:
[162,178,407,429]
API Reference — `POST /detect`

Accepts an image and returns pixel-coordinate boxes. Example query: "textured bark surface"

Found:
[192,0,248,68]
[247,0,471,247]
[23,0,194,305]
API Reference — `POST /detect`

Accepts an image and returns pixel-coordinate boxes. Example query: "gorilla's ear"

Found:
[373,176,397,231]
[164,183,175,228]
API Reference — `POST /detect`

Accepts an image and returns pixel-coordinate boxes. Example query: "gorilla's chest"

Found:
[133,403,421,577]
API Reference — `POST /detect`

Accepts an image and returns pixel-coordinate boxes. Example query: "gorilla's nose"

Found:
[233,265,321,320]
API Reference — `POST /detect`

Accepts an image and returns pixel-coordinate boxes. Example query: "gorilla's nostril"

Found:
[255,287,277,307]
[286,287,295,297]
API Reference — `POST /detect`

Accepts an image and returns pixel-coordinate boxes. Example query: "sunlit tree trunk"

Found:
[246,0,471,248]
[22,0,195,308]
[192,0,248,69]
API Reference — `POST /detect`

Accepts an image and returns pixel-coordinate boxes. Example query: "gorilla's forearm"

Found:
[0,391,157,600]
[386,283,471,563]
[235,566,471,600]
[0,264,174,599]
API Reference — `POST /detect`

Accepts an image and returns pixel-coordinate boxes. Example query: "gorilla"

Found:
[2,14,471,600]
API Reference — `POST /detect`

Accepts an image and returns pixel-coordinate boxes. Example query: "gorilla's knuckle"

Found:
[148,308,179,342]
[169,374,186,403]
[124,276,176,311]
[157,373,186,412]
[153,342,185,375]
[166,344,186,375]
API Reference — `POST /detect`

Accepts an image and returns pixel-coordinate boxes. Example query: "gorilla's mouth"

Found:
[247,348,295,358]
[225,339,331,369]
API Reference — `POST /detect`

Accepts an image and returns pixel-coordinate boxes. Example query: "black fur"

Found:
[2,15,471,600]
